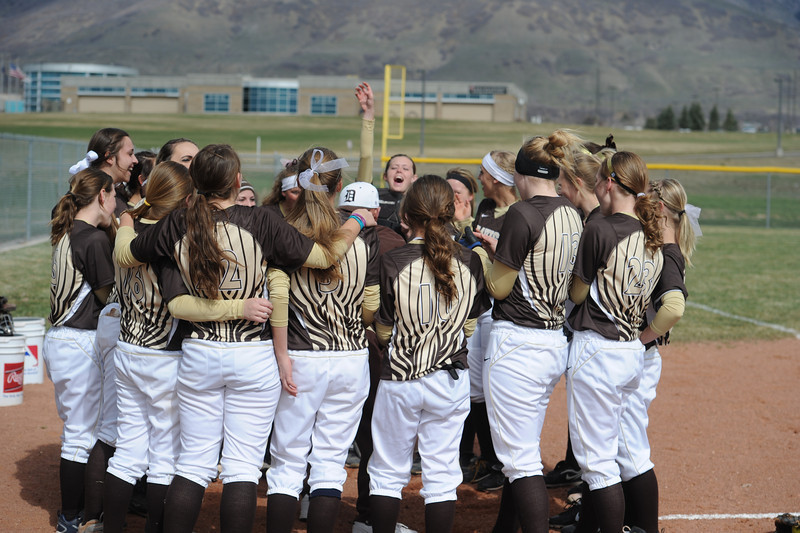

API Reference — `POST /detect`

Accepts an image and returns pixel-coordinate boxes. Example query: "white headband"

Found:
[69,150,98,175]
[482,153,514,187]
[684,203,702,237]
[281,175,297,192]
[297,149,349,193]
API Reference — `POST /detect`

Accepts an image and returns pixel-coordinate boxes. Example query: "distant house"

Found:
[21,63,139,112]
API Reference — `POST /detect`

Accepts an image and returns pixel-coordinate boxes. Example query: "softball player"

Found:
[155,137,199,169]
[266,148,380,533]
[44,168,117,533]
[566,152,664,533]
[615,178,697,533]
[367,175,490,533]
[68,128,138,217]
[458,151,517,493]
[480,132,584,533]
[115,144,372,533]
[103,161,270,533]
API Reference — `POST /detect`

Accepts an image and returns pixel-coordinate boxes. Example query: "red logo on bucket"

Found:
[4,362,23,393]
[26,345,39,366]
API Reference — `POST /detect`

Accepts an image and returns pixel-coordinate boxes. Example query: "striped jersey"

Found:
[492,196,583,329]
[643,242,688,346]
[376,242,491,381]
[473,198,511,241]
[287,220,380,351]
[130,204,314,343]
[116,219,189,351]
[49,220,115,329]
[569,213,664,341]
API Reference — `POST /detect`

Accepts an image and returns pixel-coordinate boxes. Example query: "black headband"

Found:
[606,157,639,197]
[515,148,560,180]
[446,173,475,194]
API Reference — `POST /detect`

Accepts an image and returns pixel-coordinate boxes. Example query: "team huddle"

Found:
[43,83,699,533]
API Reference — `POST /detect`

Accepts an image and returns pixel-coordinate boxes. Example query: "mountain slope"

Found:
[0,0,798,123]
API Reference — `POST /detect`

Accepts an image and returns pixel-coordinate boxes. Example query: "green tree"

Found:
[708,105,720,131]
[689,102,706,131]
[723,109,739,131]
[657,106,676,130]
[678,106,690,129]
[645,117,658,130]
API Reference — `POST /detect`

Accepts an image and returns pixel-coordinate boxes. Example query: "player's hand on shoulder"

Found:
[119,212,134,228]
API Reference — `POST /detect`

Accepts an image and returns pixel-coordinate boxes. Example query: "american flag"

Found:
[8,63,27,81]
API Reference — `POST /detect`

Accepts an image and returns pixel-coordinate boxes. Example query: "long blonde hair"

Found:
[650,178,697,267]
[126,161,193,222]
[285,147,345,283]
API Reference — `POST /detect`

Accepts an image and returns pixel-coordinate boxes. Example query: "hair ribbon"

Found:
[69,151,98,175]
[297,149,349,193]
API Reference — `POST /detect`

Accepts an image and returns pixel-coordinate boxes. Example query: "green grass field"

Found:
[1,226,797,343]
[1,114,799,342]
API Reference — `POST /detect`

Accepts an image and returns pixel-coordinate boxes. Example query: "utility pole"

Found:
[775,76,785,157]
[419,69,426,156]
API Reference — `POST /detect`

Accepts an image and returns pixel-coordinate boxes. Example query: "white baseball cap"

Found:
[339,182,380,209]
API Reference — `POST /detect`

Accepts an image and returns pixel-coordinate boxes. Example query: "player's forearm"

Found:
[167,294,245,322]
[486,260,518,300]
[114,226,143,268]
[569,276,590,305]
[357,118,375,183]
[361,284,380,326]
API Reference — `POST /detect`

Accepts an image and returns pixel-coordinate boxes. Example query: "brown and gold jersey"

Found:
[130,204,314,343]
[49,220,115,329]
[492,196,583,330]
[568,213,664,341]
[473,198,510,241]
[376,242,491,381]
[287,224,380,351]
[116,219,189,351]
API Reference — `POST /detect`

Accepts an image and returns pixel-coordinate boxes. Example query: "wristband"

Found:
[349,213,366,230]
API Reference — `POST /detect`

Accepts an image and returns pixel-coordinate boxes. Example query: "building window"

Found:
[131,87,179,97]
[243,87,297,113]
[310,95,337,115]
[77,86,126,95]
[204,93,230,113]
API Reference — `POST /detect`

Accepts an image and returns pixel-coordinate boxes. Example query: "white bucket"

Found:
[0,334,25,406]
[13,317,46,385]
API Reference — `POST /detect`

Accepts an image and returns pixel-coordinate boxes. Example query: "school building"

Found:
[21,63,528,122]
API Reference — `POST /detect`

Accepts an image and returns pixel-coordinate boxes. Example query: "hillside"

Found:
[0,0,798,124]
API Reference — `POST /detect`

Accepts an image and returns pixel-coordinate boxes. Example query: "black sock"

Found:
[510,475,548,533]
[622,469,659,533]
[370,495,401,533]
[83,441,116,521]
[101,473,133,533]
[145,482,169,533]
[425,500,456,533]
[564,432,579,470]
[59,458,86,520]
[307,494,341,533]
[492,479,519,533]
[266,493,297,533]
[219,481,257,533]
[588,483,625,533]
[472,401,499,465]
[163,475,205,533]
[575,488,598,533]
[459,407,476,461]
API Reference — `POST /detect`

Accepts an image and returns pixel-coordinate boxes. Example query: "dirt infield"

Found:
[3,338,798,532]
